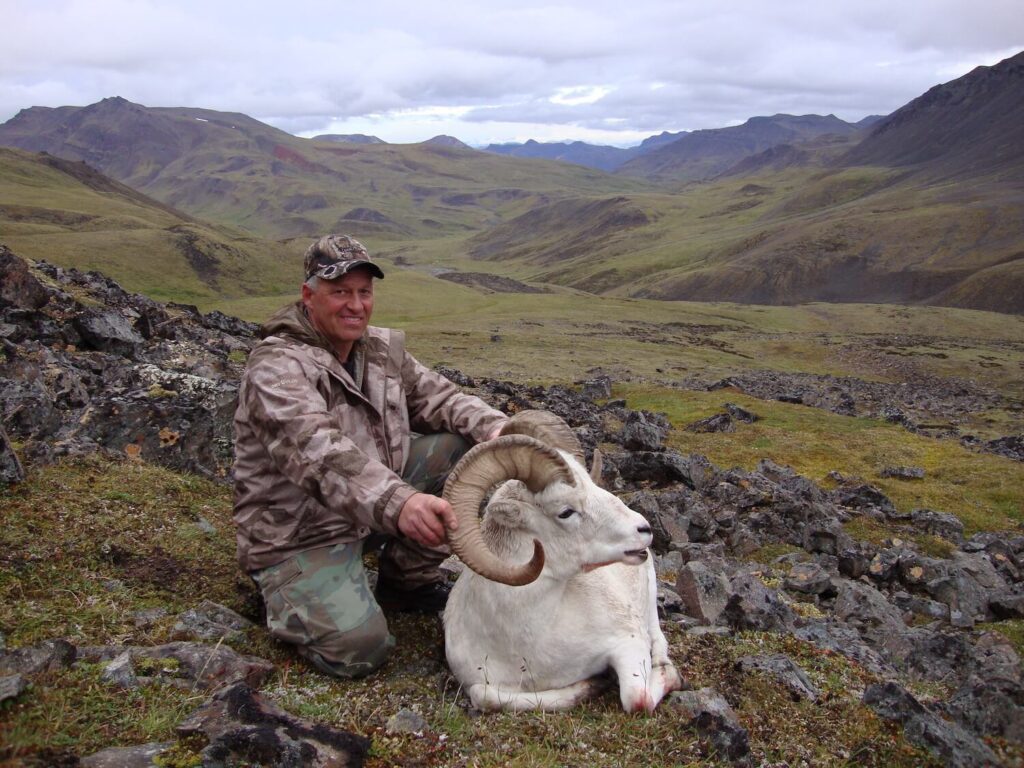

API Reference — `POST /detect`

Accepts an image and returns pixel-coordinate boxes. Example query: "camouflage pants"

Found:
[252,432,471,678]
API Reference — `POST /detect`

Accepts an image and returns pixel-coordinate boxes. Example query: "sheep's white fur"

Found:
[442,447,681,712]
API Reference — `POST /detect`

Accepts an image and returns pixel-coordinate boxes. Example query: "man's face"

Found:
[301,267,375,359]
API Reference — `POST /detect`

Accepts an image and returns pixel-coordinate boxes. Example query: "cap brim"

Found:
[314,259,385,280]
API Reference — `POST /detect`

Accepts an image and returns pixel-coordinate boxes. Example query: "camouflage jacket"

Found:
[232,302,507,572]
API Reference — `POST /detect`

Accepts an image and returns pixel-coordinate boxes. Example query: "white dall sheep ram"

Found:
[442,411,682,712]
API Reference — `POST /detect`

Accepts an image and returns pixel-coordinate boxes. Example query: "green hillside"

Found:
[0,147,293,302]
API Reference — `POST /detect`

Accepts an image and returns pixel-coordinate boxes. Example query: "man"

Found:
[233,234,508,679]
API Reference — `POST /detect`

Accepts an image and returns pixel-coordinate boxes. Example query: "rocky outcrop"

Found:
[0,249,256,480]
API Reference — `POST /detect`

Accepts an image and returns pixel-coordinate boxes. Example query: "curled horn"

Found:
[443,434,576,586]
[499,410,584,464]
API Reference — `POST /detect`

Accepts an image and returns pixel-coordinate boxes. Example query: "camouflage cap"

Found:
[303,234,384,281]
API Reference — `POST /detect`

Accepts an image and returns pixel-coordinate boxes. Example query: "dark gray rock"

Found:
[735,654,819,701]
[0,244,50,310]
[579,375,612,400]
[910,509,964,543]
[621,410,668,451]
[73,308,147,358]
[80,742,172,768]
[685,413,734,433]
[793,620,892,676]
[0,673,27,703]
[832,483,896,515]
[676,560,731,625]
[723,403,759,423]
[0,424,24,485]
[386,708,430,735]
[0,638,76,676]
[613,449,695,487]
[626,489,689,552]
[102,650,140,689]
[723,572,796,633]
[946,676,1024,742]
[667,687,750,761]
[177,682,370,767]
[863,682,1000,768]
[77,642,273,691]
[172,600,254,643]
[833,579,911,661]
[783,562,835,595]
[880,466,925,480]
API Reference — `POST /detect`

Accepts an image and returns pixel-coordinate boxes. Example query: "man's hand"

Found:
[398,492,458,547]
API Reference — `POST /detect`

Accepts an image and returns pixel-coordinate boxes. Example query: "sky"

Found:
[2,0,1022,148]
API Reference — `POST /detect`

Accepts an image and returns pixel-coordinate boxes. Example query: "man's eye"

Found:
[557,508,576,519]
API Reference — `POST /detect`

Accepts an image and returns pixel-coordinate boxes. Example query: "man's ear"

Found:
[301,282,313,306]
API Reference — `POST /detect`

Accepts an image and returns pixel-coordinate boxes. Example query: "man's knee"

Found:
[299,610,395,679]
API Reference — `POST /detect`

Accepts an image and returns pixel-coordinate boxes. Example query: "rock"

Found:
[177,682,370,767]
[783,562,835,596]
[0,638,76,676]
[657,584,684,616]
[880,466,925,480]
[0,424,24,485]
[132,607,169,629]
[723,572,796,633]
[72,308,147,358]
[676,560,731,625]
[867,547,902,582]
[612,449,695,488]
[626,489,689,552]
[102,650,140,689]
[833,580,910,661]
[579,376,612,400]
[0,673,27,703]
[685,413,734,433]
[621,418,666,451]
[735,654,819,701]
[910,509,964,543]
[989,585,1024,619]
[0,245,50,309]
[793,620,892,676]
[655,550,683,579]
[723,403,759,423]
[80,742,172,768]
[77,642,273,691]
[802,517,851,556]
[946,676,1024,742]
[927,552,1007,622]
[863,682,1000,768]
[667,687,750,761]
[386,708,430,735]
[172,600,254,643]
[832,483,896,515]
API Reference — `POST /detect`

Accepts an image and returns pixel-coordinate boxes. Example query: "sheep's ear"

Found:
[491,478,530,502]
[485,500,530,528]
[589,448,604,486]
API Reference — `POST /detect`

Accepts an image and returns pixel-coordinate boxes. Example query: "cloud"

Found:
[1,0,1021,146]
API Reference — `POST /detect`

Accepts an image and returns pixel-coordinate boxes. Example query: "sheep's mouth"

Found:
[624,549,649,561]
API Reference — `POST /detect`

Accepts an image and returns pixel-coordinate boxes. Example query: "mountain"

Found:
[0,98,648,241]
[311,134,385,144]
[842,50,1024,181]
[0,146,292,302]
[482,140,642,172]
[617,114,862,181]
[481,131,689,172]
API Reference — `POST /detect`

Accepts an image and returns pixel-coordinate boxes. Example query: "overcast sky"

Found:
[2,0,1022,147]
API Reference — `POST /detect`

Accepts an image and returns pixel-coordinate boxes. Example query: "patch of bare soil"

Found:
[435,271,549,293]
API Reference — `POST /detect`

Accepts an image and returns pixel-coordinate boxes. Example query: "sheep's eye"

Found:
[557,508,576,520]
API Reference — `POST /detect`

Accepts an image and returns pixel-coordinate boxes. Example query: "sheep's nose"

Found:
[638,524,652,535]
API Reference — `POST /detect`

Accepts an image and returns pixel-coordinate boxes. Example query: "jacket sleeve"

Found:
[401,351,509,442]
[241,347,415,537]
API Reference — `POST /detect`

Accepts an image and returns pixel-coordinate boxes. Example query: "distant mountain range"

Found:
[0,50,1021,313]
